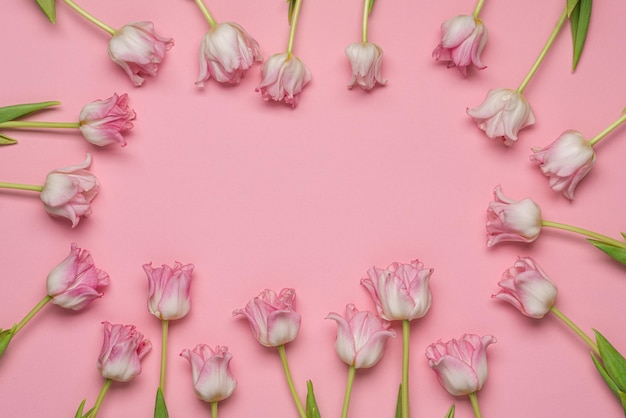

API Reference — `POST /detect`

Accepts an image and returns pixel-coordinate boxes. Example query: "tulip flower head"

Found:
[467,88,536,145]
[180,344,237,403]
[530,130,596,200]
[143,261,194,321]
[233,288,301,347]
[486,186,542,247]
[432,15,487,76]
[256,53,311,108]
[46,243,110,310]
[425,333,496,396]
[97,322,152,382]
[78,93,136,147]
[361,259,433,321]
[345,42,387,90]
[40,154,99,228]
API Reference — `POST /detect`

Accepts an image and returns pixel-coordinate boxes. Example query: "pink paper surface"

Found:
[1,0,625,417]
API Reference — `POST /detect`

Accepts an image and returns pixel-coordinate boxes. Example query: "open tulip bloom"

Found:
[0,243,109,357]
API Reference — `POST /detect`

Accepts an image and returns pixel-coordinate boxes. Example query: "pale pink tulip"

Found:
[180,344,237,403]
[46,243,109,310]
[345,42,387,90]
[256,53,311,108]
[196,22,261,86]
[143,261,194,321]
[40,154,99,228]
[361,260,433,321]
[97,322,151,382]
[108,22,174,86]
[425,333,496,396]
[326,304,395,368]
[433,15,487,76]
[467,88,535,145]
[233,288,301,347]
[530,130,596,200]
[486,186,542,247]
[79,93,136,147]
[492,257,557,319]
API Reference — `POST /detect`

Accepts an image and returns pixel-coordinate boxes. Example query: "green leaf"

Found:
[566,0,580,16]
[592,353,626,415]
[75,399,87,418]
[0,133,18,145]
[287,0,296,25]
[0,101,60,123]
[395,384,402,418]
[619,391,626,413]
[445,404,456,418]
[305,380,321,418]
[154,387,169,418]
[587,239,626,265]
[368,0,376,14]
[595,330,626,392]
[0,325,16,356]
[36,0,56,24]
[569,0,592,72]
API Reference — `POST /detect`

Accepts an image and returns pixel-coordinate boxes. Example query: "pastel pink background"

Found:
[1,0,625,417]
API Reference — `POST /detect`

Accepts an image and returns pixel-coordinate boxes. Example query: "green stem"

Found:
[160,320,169,393]
[588,111,626,147]
[13,295,52,335]
[468,392,482,418]
[211,401,218,418]
[550,306,599,355]
[361,0,370,43]
[286,0,304,54]
[472,0,486,18]
[194,0,217,27]
[516,6,568,94]
[341,365,356,418]
[541,220,626,250]
[401,320,410,418]
[277,344,306,418]
[62,0,116,35]
[89,379,112,418]
[0,182,44,192]
[0,121,81,129]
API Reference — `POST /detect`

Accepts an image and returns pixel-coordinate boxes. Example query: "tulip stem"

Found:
[13,295,52,335]
[516,6,567,94]
[0,182,44,193]
[62,0,116,36]
[341,365,356,418]
[88,379,112,418]
[401,320,410,418]
[550,306,599,355]
[0,121,81,129]
[361,0,371,43]
[286,0,303,54]
[541,220,626,250]
[160,319,169,392]
[472,0,486,18]
[277,344,306,418]
[468,392,482,418]
[194,0,217,27]
[588,111,626,147]
[211,401,218,418]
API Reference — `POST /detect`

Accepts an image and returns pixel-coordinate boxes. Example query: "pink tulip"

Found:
[486,186,542,247]
[256,53,311,108]
[78,93,136,147]
[432,15,487,76]
[40,154,99,228]
[425,333,496,396]
[467,88,536,145]
[180,344,237,403]
[97,322,152,382]
[345,42,387,90]
[46,243,109,310]
[143,261,194,321]
[233,288,301,347]
[361,260,433,321]
[108,22,174,86]
[492,257,557,319]
[530,130,596,200]
[196,22,261,86]
[326,304,395,368]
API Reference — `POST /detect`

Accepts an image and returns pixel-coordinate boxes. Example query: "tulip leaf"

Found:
[445,404,456,418]
[569,0,592,72]
[0,101,60,123]
[0,133,18,145]
[0,325,16,356]
[154,387,169,418]
[395,384,402,418]
[566,0,580,16]
[287,0,296,25]
[306,380,321,418]
[35,0,56,23]
[368,0,376,14]
[74,399,95,418]
[586,239,626,266]
[591,353,626,415]
[595,330,626,392]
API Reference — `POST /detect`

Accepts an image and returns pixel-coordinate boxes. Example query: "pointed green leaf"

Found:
[0,325,16,356]
[368,0,376,14]
[36,0,56,24]
[569,0,592,72]
[587,239,626,265]
[305,380,321,418]
[0,134,18,145]
[395,384,402,418]
[445,404,455,418]
[595,330,626,392]
[75,399,87,418]
[591,352,620,396]
[567,0,580,16]
[0,101,60,123]
[154,387,169,418]
[619,391,626,413]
